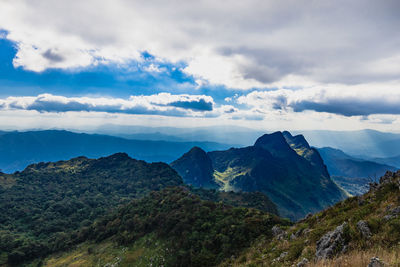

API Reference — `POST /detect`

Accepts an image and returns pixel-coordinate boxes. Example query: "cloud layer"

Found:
[1,93,216,117]
[237,85,400,117]
[1,0,399,89]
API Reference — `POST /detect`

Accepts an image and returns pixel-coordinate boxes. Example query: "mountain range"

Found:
[172,131,347,220]
[317,147,398,195]
[0,130,231,173]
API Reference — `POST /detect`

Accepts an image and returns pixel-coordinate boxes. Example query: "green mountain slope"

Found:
[224,170,400,266]
[42,187,289,267]
[172,131,347,221]
[0,153,183,265]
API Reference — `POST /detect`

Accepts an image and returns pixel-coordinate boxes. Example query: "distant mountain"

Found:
[298,129,400,158]
[170,146,218,189]
[317,147,397,195]
[371,154,400,168]
[172,131,346,220]
[318,147,397,178]
[0,130,231,173]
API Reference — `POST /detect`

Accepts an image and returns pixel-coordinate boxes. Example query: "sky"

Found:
[0,0,400,132]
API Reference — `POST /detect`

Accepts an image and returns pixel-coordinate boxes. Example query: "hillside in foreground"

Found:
[223,170,400,266]
[42,187,289,267]
[0,153,278,266]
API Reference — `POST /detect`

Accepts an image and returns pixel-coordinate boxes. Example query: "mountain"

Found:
[0,153,280,265]
[226,171,400,266]
[0,130,231,173]
[318,147,397,178]
[41,187,288,267]
[170,146,218,189]
[283,131,329,177]
[172,131,347,220]
[372,154,400,168]
[0,153,183,265]
[318,147,397,195]
[298,129,400,158]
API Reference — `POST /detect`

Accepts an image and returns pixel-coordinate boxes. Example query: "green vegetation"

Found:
[224,171,400,266]
[0,153,182,265]
[190,187,279,216]
[46,187,289,267]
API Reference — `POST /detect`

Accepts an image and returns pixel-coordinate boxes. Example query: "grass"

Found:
[221,174,400,266]
[213,167,250,191]
[43,234,169,267]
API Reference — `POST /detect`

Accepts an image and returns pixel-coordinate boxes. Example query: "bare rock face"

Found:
[296,258,309,267]
[315,222,348,260]
[356,220,372,239]
[272,225,287,240]
[368,257,385,267]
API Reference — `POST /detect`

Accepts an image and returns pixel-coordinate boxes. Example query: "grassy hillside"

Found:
[0,153,183,265]
[223,170,400,266]
[42,187,289,267]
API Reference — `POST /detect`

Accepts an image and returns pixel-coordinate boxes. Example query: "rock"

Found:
[296,258,309,267]
[357,220,372,239]
[383,206,400,221]
[272,225,286,240]
[315,222,348,260]
[380,171,394,185]
[383,215,394,221]
[369,182,379,192]
[358,197,365,206]
[272,251,288,263]
[391,206,400,215]
[368,257,385,267]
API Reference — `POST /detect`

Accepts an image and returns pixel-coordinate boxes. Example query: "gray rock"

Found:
[368,257,385,267]
[272,251,288,263]
[391,206,400,215]
[315,222,348,260]
[296,258,309,267]
[357,220,372,239]
[272,225,286,240]
[383,214,394,221]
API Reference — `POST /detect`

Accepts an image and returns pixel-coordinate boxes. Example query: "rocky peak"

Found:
[254,131,295,157]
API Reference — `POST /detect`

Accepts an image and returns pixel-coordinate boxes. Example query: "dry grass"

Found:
[308,249,400,267]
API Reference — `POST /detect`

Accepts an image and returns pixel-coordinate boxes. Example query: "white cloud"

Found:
[237,82,400,116]
[0,93,216,116]
[0,0,399,89]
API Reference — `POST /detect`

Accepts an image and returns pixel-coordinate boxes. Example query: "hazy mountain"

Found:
[317,147,397,195]
[298,129,400,158]
[371,154,400,168]
[172,131,346,220]
[318,147,397,179]
[0,130,232,173]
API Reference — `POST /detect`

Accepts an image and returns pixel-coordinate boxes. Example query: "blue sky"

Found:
[0,0,400,132]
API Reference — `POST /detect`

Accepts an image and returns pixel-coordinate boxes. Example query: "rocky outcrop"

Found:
[296,258,309,267]
[272,225,286,240]
[315,222,348,260]
[383,205,400,221]
[356,220,371,239]
[368,257,385,267]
